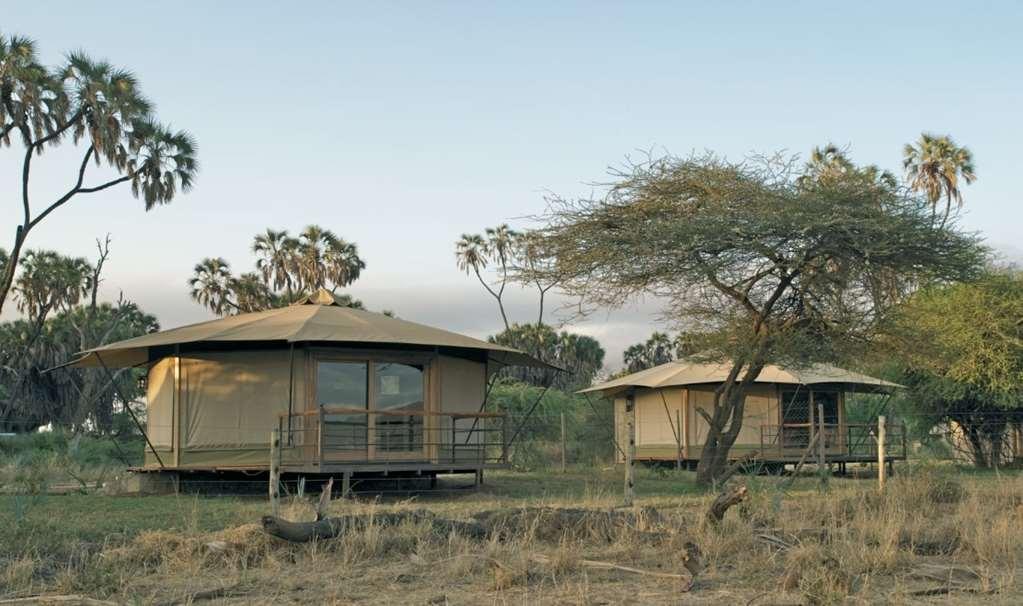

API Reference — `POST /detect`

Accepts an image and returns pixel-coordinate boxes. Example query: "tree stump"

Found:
[706,484,748,524]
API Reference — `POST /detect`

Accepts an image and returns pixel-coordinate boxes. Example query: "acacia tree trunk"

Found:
[695,361,765,486]
[955,412,1009,469]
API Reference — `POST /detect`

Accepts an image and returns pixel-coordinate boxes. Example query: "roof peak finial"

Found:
[292,287,341,306]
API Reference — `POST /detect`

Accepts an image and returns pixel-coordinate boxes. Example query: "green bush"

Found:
[0,430,143,468]
[488,380,614,469]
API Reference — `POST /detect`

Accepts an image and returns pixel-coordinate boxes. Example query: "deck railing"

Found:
[277,407,508,468]
[759,422,907,461]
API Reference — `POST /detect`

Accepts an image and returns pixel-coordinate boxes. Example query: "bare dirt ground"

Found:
[2,467,1022,605]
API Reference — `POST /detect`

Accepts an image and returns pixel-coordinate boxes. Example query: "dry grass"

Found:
[2,467,1022,604]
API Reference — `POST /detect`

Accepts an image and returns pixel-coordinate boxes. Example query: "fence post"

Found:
[269,429,281,516]
[560,412,567,473]
[676,409,683,470]
[877,415,887,491]
[817,403,827,487]
[624,393,636,507]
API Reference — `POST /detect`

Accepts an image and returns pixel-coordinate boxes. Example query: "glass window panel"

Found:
[813,392,839,424]
[374,362,424,453]
[317,362,368,454]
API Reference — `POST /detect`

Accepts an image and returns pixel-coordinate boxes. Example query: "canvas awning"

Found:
[580,359,902,396]
[66,288,552,370]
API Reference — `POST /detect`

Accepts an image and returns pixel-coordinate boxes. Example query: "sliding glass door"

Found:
[315,358,426,460]
[317,362,369,457]
[374,362,425,457]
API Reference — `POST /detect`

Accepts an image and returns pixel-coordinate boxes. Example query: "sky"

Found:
[3,1,1022,369]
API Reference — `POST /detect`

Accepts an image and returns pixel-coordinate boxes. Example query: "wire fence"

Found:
[2,407,1023,496]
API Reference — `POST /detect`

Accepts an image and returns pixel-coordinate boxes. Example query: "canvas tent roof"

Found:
[580,359,901,396]
[67,288,550,369]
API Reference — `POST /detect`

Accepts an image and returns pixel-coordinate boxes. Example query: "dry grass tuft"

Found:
[4,468,1023,603]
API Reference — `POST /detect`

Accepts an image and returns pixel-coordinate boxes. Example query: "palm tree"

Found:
[294,225,366,294]
[0,37,198,315]
[802,144,853,182]
[253,229,298,298]
[798,144,897,194]
[229,272,274,313]
[903,133,976,225]
[323,237,365,292]
[295,225,333,291]
[456,233,510,330]
[516,230,560,326]
[188,257,235,315]
[14,250,91,320]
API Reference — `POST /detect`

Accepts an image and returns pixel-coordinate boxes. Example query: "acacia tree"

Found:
[887,271,1023,467]
[0,34,198,315]
[531,151,985,485]
[189,225,366,316]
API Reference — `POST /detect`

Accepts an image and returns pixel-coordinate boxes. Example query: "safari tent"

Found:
[68,289,548,479]
[582,360,904,469]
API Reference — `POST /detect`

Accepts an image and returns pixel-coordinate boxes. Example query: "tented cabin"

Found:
[67,289,547,480]
[582,360,904,469]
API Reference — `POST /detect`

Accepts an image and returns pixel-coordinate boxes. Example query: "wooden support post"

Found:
[877,415,887,491]
[342,471,351,500]
[317,405,325,467]
[817,403,827,487]
[560,412,567,473]
[675,409,683,470]
[269,429,281,516]
[623,393,636,507]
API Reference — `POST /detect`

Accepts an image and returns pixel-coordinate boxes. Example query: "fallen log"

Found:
[261,510,487,543]
[0,596,117,605]
[706,484,748,524]
[528,553,694,588]
[471,506,667,542]
[263,506,671,544]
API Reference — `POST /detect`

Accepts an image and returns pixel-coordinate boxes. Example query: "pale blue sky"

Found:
[3,2,1021,367]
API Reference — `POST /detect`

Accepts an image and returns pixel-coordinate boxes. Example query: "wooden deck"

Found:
[276,407,509,474]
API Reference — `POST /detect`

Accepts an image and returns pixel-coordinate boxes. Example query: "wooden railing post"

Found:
[877,415,887,491]
[269,428,281,516]
[317,406,325,467]
[817,403,827,488]
[451,417,457,463]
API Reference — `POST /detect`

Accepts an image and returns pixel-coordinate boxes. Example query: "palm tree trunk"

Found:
[0,225,27,316]
[474,266,510,330]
